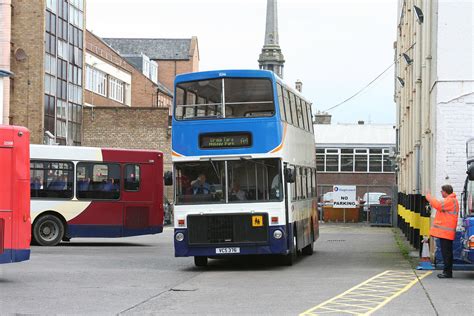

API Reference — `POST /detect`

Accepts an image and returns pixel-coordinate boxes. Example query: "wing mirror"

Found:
[164,171,173,186]
[467,163,474,181]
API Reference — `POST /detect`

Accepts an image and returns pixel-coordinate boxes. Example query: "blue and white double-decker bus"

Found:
[171,69,318,266]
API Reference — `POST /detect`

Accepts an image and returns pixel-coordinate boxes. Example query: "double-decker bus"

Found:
[30,145,164,246]
[0,125,31,264]
[171,69,318,266]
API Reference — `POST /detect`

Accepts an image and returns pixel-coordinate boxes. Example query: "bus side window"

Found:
[296,167,301,200]
[290,165,296,201]
[301,101,309,131]
[30,160,73,199]
[277,83,286,122]
[307,168,312,198]
[76,163,121,200]
[296,97,304,129]
[124,164,140,191]
[307,103,314,133]
[301,168,307,199]
[290,93,298,128]
[285,89,293,125]
[175,87,185,119]
[312,168,317,197]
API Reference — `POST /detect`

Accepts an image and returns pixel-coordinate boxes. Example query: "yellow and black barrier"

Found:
[397,192,430,250]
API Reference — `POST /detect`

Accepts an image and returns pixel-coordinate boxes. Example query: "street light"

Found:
[396,77,405,87]
[414,5,424,24]
[402,53,413,65]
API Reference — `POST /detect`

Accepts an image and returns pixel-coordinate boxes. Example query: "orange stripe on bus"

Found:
[270,123,287,153]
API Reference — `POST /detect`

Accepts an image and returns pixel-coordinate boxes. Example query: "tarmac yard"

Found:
[1,224,473,315]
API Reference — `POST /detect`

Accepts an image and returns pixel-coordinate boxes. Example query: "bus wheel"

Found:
[302,223,314,256]
[302,242,314,255]
[33,214,65,246]
[282,230,297,266]
[194,256,208,267]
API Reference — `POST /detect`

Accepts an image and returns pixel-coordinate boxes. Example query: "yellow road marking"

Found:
[300,270,432,316]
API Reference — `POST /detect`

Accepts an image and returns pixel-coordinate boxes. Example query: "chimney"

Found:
[295,79,302,92]
[314,111,331,124]
[358,120,365,125]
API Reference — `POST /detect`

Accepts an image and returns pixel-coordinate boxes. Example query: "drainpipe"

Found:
[0,0,12,125]
[424,0,433,193]
[414,0,423,194]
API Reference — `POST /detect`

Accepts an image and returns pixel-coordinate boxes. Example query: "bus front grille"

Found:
[187,213,268,245]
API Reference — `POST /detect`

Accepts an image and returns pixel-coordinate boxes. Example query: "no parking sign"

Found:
[333,185,357,208]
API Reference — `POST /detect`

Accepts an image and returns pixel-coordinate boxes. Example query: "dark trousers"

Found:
[439,238,453,275]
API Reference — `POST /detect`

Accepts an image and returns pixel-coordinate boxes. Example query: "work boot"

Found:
[437,273,452,278]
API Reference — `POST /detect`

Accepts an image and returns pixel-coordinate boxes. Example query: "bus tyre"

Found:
[283,230,297,266]
[302,222,314,256]
[194,256,208,267]
[33,214,65,246]
[302,242,314,256]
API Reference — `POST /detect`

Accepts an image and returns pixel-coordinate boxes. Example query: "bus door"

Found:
[74,162,123,237]
[121,161,159,236]
[0,142,13,263]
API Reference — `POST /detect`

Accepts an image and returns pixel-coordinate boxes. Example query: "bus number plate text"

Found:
[216,247,240,254]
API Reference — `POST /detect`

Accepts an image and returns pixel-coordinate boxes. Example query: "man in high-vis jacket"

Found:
[426,184,459,278]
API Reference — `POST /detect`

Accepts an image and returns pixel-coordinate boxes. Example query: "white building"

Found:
[395,0,474,198]
[314,120,396,199]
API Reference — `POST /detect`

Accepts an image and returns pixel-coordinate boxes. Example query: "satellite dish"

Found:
[14,48,27,61]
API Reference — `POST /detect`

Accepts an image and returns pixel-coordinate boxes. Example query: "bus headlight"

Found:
[273,229,283,239]
[175,232,185,242]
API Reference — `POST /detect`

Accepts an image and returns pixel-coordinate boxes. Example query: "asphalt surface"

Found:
[1,223,472,315]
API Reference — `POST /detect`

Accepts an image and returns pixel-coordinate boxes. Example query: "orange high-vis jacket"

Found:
[426,193,459,240]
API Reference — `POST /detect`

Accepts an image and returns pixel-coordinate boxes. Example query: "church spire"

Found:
[258,0,285,78]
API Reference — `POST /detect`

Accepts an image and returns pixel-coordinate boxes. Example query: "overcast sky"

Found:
[87,0,398,124]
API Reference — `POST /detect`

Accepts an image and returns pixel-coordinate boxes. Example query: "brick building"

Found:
[82,30,174,198]
[84,30,172,109]
[82,106,172,197]
[8,0,85,145]
[314,118,396,200]
[102,37,199,91]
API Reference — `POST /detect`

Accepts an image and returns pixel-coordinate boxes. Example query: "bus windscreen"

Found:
[175,158,282,205]
[175,78,274,120]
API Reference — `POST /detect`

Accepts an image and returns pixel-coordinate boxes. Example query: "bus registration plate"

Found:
[216,247,240,254]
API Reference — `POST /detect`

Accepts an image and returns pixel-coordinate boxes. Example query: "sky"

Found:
[87,0,399,124]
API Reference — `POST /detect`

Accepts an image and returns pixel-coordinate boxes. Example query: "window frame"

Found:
[124,164,141,192]
[76,162,121,200]
[30,160,74,199]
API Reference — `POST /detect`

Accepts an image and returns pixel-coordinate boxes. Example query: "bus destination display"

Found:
[200,133,251,149]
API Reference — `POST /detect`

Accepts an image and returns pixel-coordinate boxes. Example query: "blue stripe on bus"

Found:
[172,69,284,157]
[174,225,289,257]
[172,119,283,156]
[67,225,163,238]
[0,249,30,264]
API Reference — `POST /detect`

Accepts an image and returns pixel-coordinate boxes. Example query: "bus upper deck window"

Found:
[175,78,274,120]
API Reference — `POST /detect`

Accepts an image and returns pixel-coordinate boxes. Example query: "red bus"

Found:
[0,125,31,263]
[30,145,164,246]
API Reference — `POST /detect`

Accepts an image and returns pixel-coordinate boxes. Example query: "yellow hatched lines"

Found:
[300,270,432,316]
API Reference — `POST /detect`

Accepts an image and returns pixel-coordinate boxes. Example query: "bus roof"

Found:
[174,69,312,104]
[30,145,162,162]
[175,69,276,83]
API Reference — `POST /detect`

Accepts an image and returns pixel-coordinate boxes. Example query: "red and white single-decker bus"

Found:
[30,145,164,246]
